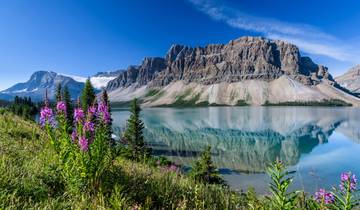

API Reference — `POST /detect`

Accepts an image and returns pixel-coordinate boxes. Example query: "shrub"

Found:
[189,145,224,185]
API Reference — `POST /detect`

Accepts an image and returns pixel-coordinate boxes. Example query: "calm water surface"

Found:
[111,106,360,194]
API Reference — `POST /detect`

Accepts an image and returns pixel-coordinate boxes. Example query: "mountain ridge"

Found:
[107,36,334,90]
[0,70,123,101]
[106,36,360,106]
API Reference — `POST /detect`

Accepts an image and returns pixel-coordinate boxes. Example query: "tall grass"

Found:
[0,111,359,209]
[0,111,260,209]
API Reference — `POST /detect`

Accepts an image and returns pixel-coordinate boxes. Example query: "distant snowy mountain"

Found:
[0,71,85,101]
[0,70,123,101]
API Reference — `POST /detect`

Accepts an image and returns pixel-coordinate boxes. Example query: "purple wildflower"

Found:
[315,188,334,204]
[341,173,350,182]
[40,106,56,127]
[169,164,177,171]
[98,102,110,124]
[56,101,66,113]
[71,130,77,142]
[340,172,357,192]
[84,121,95,132]
[74,108,85,123]
[87,106,97,117]
[167,164,178,172]
[78,136,88,151]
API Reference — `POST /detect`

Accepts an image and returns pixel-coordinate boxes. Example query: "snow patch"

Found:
[13,88,28,93]
[30,88,38,92]
[90,76,116,89]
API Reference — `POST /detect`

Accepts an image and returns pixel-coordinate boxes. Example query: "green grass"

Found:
[263,99,352,107]
[0,111,266,209]
[0,111,352,209]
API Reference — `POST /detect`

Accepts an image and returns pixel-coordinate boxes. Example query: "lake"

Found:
[111,106,360,194]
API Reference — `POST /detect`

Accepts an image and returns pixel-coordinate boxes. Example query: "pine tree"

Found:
[101,89,111,124]
[189,145,224,185]
[55,83,62,102]
[123,98,150,161]
[81,78,96,112]
[63,86,74,128]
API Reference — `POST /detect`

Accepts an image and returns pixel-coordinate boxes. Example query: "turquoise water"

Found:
[111,106,360,194]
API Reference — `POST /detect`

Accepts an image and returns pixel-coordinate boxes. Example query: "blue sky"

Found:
[0,0,360,90]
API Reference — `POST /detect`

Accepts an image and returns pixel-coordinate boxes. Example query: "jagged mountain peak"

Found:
[107,36,334,91]
[106,36,360,106]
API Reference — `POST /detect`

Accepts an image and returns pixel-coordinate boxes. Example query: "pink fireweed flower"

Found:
[40,106,56,127]
[71,130,77,142]
[87,106,97,117]
[74,108,85,123]
[78,136,88,151]
[169,164,178,171]
[56,101,66,114]
[315,188,334,204]
[84,121,95,132]
[98,102,110,124]
[340,172,357,192]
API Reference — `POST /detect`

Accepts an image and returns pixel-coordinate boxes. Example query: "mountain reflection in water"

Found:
[112,107,360,193]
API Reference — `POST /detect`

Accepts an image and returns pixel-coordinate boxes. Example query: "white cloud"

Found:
[188,0,360,63]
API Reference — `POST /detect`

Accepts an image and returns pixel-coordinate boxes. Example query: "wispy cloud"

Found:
[188,0,359,63]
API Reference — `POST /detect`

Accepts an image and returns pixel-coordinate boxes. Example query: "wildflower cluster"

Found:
[40,105,56,128]
[98,102,111,123]
[340,172,357,192]
[72,106,97,152]
[313,171,359,209]
[56,101,66,114]
[315,188,334,204]
[40,96,113,193]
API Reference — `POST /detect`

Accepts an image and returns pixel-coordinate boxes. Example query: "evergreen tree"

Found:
[189,145,224,185]
[81,78,96,112]
[101,89,111,124]
[8,96,37,120]
[63,86,74,128]
[101,89,113,142]
[123,98,150,161]
[55,83,62,102]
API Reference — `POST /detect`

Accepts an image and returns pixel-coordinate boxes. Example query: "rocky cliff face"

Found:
[107,36,333,90]
[107,36,360,106]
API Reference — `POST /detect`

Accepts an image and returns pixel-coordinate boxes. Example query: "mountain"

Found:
[0,71,85,101]
[107,36,360,106]
[335,65,360,95]
[0,70,124,101]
